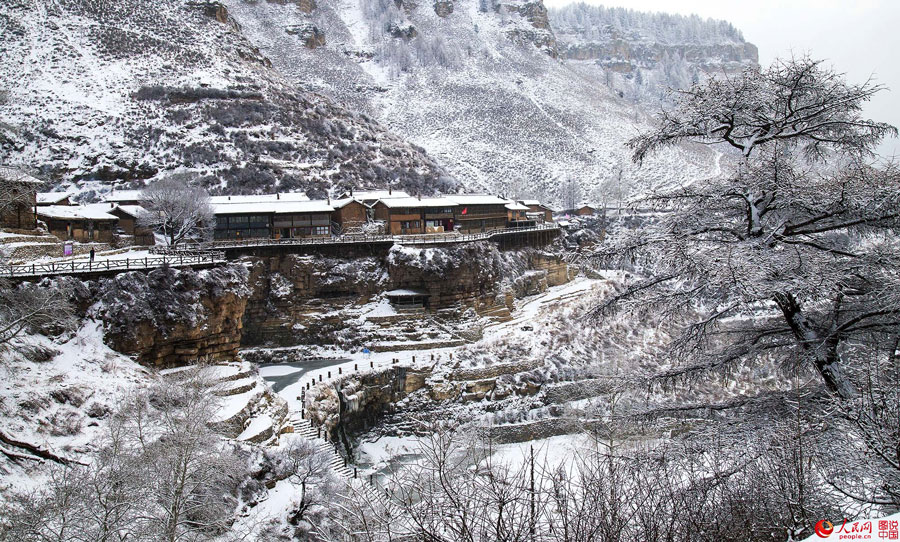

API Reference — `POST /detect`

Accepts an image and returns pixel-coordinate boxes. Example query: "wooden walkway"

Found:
[205,223,559,250]
[0,250,226,279]
[2,224,559,279]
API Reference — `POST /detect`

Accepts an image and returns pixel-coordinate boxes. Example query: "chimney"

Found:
[277,193,280,200]
[227,196,231,201]
[388,187,392,195]
[350,187,353,196]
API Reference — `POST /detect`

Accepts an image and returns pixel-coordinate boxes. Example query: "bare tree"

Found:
[139,174,215,246]
[0,368,245,542]
[0,279,75,353]
[630,57,896,162]
[596,57,900,399]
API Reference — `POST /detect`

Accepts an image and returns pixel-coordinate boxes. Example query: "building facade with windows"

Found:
[37,204,119,243]
[446,194,510,233]
[211,200,334,240]
[372,197,458,235]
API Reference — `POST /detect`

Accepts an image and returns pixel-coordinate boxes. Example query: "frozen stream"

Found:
[260,358,350,393]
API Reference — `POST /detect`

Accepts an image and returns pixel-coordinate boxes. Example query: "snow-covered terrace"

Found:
[209,192,309,205]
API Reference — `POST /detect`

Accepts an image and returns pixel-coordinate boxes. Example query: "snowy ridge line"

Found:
[206,223,559,250]
[0,251,226,278]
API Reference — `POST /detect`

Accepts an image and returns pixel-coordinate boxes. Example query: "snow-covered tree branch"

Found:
[139,174,215,246]
[600,57,900,400]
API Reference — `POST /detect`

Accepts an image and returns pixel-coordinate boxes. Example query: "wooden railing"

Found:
[1,224,556,278]
[204,223,559,250]
[0,251,226,278]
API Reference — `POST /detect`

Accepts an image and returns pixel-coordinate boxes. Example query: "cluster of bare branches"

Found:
[139,173,215,246]
[0,369,245,542]
[596,57,900,400]
[0,279,75,353]
[320,421,846,542]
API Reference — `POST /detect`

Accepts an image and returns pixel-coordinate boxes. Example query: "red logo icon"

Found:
[815,519,834,538]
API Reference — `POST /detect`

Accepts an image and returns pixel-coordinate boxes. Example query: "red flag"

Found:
[462,207,467,215]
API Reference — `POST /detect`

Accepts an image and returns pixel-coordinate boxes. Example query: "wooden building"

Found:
[445,194,509,233]
[331,198,369,233]
[37,204,119,243]
[372,197,457,235]
[338,189,409,206]
[0,167,41,230]
[37,192,72,206]
[519,199,554,223]
[505,201,533,227]
[109,204,155,245]
[211,200,334,240]
[575,204,599,216]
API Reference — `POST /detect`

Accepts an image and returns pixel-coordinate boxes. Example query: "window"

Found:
[313,226,329,236]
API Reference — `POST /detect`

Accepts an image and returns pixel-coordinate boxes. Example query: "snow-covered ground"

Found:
[0,322,150,493]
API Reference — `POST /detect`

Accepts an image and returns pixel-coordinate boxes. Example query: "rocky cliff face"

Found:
[90,265,251,366]
[559,39,759,73]
[549,4,758,98]
[219,0,746,206]
[240,242,567,348]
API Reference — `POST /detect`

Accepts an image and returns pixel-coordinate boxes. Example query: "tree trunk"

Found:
[774,292,855,399]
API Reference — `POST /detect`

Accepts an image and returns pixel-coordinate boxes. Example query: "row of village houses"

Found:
[3,170,557,244]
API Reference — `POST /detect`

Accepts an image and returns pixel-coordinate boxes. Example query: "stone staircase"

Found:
[287,413,355,479]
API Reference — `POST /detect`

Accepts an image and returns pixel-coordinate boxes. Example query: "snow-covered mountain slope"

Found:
[222,0,751,206]
[0,0,454,197]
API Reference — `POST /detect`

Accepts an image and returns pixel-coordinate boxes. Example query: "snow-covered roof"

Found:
[37,205,119,221]
[519,199,542,206]
[209,192,309,205]
[385,288,429,297]
[211,200,334,215]
[113,205,148,218]
[376,197,457,209]
[37,192,72,204]
[505,202,530,211]
[445,194,509,205]
[103,189,144,203]
[342,190,410,200]
[0,166,43,185]
[330,198,366,209]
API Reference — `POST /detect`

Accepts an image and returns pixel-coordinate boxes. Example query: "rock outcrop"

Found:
[285,22,326,48]
[93,265,250,367]
[433,0,454,17]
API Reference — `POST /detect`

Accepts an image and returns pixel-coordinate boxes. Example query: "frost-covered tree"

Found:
[0,368,246,542]
[139,174,214,246]
[599,58,900,399]
[0,279,74,353]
